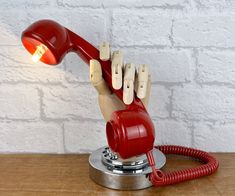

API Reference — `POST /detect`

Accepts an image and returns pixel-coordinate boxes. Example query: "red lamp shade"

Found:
[22,20,71,65]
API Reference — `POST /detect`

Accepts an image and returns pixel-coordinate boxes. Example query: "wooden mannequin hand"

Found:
[90,42,151,122]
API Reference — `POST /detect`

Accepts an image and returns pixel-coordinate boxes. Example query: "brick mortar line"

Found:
[1,81,234,89]
[2,45,235,51]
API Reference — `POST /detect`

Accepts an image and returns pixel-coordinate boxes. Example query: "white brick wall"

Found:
[174,16,235,47]
[0,0,234,153]
[172,85,235,121]
[0,85,40,120]
[0,121,63,153]
[112,11,172,46]
[64,121,107,153]
[197,50,235,85]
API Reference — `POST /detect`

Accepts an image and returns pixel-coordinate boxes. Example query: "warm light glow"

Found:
[32,44,48,62]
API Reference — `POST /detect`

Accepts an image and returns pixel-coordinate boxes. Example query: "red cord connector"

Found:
[146,145,219,186]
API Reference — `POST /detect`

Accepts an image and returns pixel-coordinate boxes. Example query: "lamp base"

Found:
[89,146,166,190]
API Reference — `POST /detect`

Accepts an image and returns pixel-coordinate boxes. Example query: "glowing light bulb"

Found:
[32,44,48,62]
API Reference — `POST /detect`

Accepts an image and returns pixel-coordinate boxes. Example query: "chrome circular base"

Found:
[89,146,166,190]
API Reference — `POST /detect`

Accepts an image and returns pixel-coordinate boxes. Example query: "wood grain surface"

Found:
[0,153,233,196]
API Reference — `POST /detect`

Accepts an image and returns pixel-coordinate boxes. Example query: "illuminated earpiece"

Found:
[32,44,48,62]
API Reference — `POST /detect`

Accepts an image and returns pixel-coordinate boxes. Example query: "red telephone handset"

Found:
[21,20,219,186]
[22,19,155,159]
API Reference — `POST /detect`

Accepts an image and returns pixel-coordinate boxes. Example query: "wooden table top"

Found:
[0,153,233,196]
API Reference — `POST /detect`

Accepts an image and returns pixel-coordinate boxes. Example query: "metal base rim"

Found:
[89,146,166,190]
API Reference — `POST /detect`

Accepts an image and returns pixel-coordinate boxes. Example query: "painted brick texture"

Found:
[0,0,234,153]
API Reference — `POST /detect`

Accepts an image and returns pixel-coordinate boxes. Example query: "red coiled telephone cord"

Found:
[146,145,219,186]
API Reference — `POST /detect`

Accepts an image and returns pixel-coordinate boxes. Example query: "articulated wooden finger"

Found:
[111,51,123,90]
[137,64,149,99]
[141,74,151,108]
[90,59,111,95]
[99,41,110,61]
[123,63,135,105]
